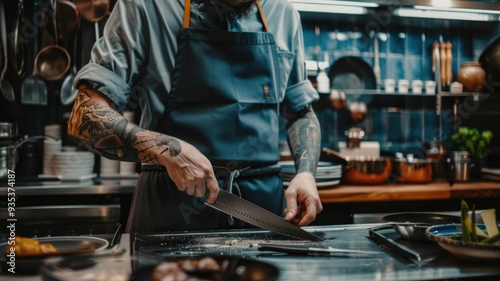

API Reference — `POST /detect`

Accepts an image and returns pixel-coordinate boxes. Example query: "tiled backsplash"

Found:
[302,18,500,156]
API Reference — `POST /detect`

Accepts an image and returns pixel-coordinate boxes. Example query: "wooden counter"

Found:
[318,180,500,203]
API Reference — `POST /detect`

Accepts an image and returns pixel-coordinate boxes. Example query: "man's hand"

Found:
[158,139,220,203]
[283,172,323,226]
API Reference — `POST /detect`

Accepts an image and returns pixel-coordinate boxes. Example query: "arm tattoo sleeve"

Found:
[286,106,321,175]
[68,90,181,163]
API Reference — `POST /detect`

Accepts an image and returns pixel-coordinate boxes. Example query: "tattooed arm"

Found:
[67,84,219,202]
[283,105,323,226]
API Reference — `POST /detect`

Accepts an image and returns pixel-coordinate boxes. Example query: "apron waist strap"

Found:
[140,163,281,177]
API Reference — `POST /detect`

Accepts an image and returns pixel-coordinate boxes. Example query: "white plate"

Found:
[279,161,341,174]
[426,224,500,261]
[283,179,340,189]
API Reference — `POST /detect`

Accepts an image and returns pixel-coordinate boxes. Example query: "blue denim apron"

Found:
[126,0,285,233]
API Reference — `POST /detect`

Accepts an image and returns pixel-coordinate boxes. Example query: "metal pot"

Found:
[322,147,393,184]
[382,213,461,241]
[0,146,14,179]
[393,158,436,183]
[0,122,19,146]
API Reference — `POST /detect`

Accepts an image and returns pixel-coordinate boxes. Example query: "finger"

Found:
[194,181,206,197]
[185,185,195,196]
[206,177,219,204]
[296,203,318,227]
[284,190,298,221]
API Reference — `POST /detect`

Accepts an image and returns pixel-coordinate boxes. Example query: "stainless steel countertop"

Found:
[3,225,500,280]
[0,178,137,196]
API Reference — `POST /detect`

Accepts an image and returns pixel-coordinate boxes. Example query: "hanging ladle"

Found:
[34,0,71,81]
[0,0,15,102]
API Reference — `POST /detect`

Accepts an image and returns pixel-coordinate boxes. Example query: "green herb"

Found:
[451,127,493,159]
[460,200,499,244]
[461,200,471,242]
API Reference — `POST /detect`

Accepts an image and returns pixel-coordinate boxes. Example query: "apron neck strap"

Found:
[183,0,270,32]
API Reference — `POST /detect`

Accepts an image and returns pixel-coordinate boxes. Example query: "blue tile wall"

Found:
[303,19,499,155]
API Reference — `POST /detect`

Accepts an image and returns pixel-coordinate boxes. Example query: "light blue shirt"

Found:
[74,0,318,130]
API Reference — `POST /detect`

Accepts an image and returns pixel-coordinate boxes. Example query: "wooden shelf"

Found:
[318,180,500,203]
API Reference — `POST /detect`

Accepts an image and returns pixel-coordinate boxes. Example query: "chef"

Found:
[67,0,323,233]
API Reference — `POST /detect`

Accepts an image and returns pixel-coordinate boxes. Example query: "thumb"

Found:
[284,192,298,221]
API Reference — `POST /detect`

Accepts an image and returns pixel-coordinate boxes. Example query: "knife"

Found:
[205,188,323,242]
[258,243,379,256]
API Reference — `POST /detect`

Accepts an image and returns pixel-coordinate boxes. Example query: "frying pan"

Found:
[133,256,280,281]
[382,213,461,241]
[328,56,376,105]
[479,35,500,92]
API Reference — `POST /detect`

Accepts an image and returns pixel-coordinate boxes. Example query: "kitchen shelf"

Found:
[439,92,489,98]
[319,89,489,98]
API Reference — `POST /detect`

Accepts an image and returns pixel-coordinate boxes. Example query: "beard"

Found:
[228,0,256,17]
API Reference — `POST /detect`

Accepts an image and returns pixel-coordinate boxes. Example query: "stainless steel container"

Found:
[0,122,17,137]
[0,146,13,179]
[452,151,474,182]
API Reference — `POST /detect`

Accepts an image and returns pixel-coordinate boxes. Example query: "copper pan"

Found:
[75,0,110,22]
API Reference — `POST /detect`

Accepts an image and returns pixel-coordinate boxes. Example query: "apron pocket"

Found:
[276,50,295,100]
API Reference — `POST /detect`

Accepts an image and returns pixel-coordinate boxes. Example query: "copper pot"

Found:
[393,158,436,183]
[457,61,486,93]
[322,147,393,185]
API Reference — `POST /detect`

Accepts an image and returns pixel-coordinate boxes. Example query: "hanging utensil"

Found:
[446,42,453,87]
[75,0,110,23]
[56,0,81,42]
[21,1,48,105]
[60,30,79,105]
[372,31,381,88]
[35,0,71,81]
[0,1,15,102]
[15,0,26,77]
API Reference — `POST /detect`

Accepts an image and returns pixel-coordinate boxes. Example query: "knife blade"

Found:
[205,188,323,242]
[258,243,379,256]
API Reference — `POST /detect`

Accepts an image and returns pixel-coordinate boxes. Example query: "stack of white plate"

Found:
[279,161,342,188]
[44,124,61,140]
[119,161,137,176]
[43,139,62,175]
[52,151,95,177]
[100,156,120,176]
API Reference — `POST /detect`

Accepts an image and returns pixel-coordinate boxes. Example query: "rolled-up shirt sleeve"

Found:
[279,5,318,114]
[73,0,149,112]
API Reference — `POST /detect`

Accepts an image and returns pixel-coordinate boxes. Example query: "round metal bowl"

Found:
[343,157,393,184]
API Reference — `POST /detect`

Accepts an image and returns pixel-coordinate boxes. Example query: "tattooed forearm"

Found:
[68,89,183,163]
[134,133,181,164]
[286,106,321,175]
